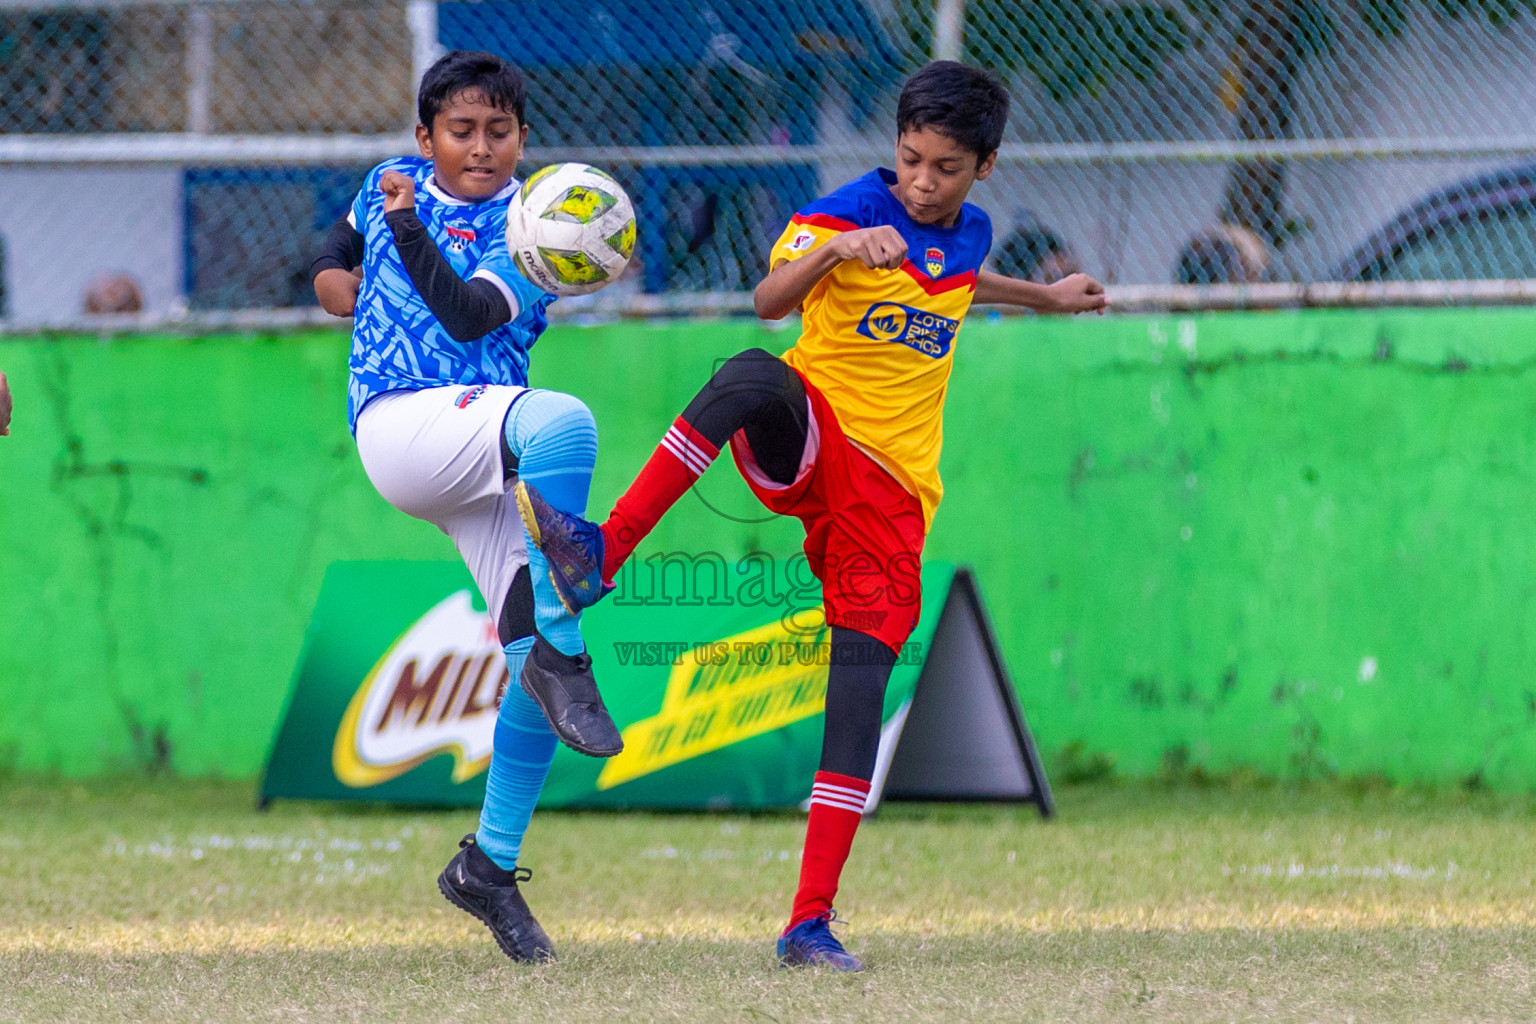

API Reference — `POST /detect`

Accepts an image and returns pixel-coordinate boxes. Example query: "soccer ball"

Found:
[505,163,637,296]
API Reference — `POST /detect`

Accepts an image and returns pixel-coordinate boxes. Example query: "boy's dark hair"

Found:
[417,50,526,130]
[896,61,1009,160]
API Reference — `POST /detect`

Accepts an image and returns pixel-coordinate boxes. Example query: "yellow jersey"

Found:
[770,168,992,529]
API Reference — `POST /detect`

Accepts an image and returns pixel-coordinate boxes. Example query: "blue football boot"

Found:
[514,480,611,615]
[776,911,865,972]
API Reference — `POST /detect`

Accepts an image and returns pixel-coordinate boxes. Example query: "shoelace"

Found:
[799,912,850,954]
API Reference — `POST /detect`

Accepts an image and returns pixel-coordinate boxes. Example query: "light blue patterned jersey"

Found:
[346,156,554,431]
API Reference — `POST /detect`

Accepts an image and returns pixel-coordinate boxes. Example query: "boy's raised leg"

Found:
[504,389,622,757]
[519,349,805,613]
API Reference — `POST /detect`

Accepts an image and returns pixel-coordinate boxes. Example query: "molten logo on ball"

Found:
[507,163,637,297]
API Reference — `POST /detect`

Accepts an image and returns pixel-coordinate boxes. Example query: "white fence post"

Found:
[934,0,966,62]
[408,0,444,104]
[186,2,213,134]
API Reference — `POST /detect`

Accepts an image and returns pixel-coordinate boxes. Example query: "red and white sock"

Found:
[786,771,872,931]
[600,417,719,581]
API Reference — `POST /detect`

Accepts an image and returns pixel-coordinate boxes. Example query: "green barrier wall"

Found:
[2,310,1534,786]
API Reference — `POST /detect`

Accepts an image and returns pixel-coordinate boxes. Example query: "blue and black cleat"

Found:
[776,911,865,972]
[513,480,611,615]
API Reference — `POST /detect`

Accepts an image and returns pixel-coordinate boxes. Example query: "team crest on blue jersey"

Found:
[445,220,477,253]
[856,301,958,358]
[924,247,945,278]
[455,385,489,409]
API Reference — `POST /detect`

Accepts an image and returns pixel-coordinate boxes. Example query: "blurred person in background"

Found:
[1174,223,1273,284]
[81,273,144,314]
[990,211,1082,284]
[0,371,11,436]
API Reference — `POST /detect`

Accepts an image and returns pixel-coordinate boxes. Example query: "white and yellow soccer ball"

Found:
[505,163,637,296]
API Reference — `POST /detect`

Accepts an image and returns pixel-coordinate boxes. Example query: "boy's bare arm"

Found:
[311,214,366,317]
[313,267,362,316]
[753,226,908,320]
[973,270,1107,314]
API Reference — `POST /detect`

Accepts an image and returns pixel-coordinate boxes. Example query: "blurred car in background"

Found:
[1333,164,1536,281]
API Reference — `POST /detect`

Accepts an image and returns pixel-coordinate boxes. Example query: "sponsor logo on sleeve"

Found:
[332,591,507,787]
[856,301,959,358]
[786,230,816,253]
[455,385,488,409]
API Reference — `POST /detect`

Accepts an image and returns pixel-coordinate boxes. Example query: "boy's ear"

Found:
[414,123,433,159]
[975,150,998,181]
[516,122,529,161]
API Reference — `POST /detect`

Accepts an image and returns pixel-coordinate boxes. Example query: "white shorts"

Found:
[355,385,529,624]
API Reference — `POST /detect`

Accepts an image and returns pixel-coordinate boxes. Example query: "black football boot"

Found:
[437,834,555,962]
[519,634,624,757]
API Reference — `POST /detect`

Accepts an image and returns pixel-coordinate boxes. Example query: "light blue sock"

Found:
[475,636,559,869]
[505,390,597,656]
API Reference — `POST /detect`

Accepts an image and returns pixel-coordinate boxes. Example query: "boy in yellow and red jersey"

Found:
[517,61,1107,970]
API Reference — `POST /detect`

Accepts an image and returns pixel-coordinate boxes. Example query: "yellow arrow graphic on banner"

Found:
[596,617,832,790]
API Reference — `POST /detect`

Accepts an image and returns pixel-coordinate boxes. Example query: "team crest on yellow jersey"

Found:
[924,246,945,278]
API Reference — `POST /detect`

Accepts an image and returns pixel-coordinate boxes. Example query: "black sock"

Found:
[818,627,898,780]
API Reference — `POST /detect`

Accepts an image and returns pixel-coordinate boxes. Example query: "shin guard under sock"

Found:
[601,417,719,578]
[475,637,559,869]
[505,391,597,656]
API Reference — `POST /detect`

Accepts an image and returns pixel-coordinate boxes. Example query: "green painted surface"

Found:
[1,309,1534,785]
[259,560,953,808]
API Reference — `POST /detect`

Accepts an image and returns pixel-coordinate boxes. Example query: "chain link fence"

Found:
[4,0,1536,324]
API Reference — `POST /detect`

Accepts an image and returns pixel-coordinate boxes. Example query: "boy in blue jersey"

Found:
[311,50,621,963]
[518,62,1106,971]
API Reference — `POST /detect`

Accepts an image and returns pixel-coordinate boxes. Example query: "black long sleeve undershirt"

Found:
[309,216,365,281]
[385,207,512,342]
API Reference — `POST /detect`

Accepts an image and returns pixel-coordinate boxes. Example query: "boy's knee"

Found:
[526,389,594,426]
[710,349,795,406]
[511,389,596,442]
[715,348,782,387]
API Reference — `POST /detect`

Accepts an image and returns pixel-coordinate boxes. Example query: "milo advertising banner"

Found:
[261,559,1051,815]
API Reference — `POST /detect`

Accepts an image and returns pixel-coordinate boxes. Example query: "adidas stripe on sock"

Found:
[602,417,720,578]
[787,770,872,930]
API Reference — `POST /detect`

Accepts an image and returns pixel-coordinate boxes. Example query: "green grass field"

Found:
[3,778,1535,1023]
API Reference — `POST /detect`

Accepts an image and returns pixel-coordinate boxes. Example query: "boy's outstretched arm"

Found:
[378,170,513,342]
[311,217,365,316]
[974,270,1108,315]
[754,226,908,320]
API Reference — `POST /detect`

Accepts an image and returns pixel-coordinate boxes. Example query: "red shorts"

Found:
[728,373,925,653]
